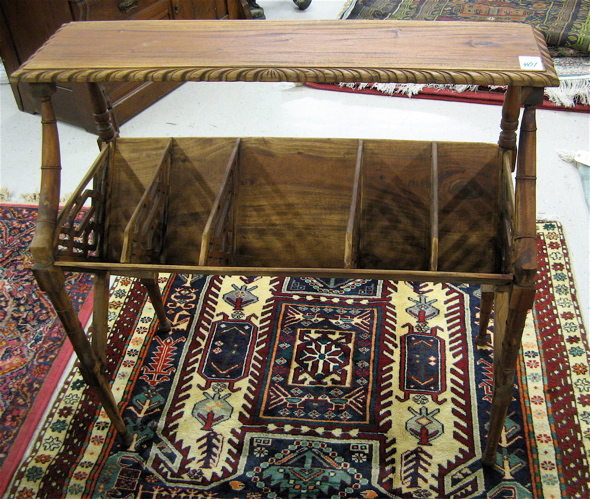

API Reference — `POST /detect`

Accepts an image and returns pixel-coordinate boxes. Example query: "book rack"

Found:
[11,19,559,466]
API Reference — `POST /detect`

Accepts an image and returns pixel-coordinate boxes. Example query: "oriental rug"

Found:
[337,0,590,110]
[7,222,590,498]
[0,205,94,496]
[306,79,590,112]
[341,0,590,53]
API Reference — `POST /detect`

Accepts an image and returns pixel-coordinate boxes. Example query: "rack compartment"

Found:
[56,137,505,274]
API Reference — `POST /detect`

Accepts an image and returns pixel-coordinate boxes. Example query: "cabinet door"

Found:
[192,0,217,19]
[170,0,193,19]
[2,0,248,132]
[190,0,247,19]
[215,0,228,19]
[69,0,172,20]
[0,0,73,117]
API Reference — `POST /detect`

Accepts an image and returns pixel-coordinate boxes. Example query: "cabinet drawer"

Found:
[69,0,173,21]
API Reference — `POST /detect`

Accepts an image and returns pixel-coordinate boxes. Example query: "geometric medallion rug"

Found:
[6,221,590,498]
[0,205,94,495]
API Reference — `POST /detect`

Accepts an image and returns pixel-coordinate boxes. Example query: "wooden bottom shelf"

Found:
[56,136,507,275]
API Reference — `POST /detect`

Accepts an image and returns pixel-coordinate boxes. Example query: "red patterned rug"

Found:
[6,221,590,498]
[306,81,590,113]
[0,205,94,496]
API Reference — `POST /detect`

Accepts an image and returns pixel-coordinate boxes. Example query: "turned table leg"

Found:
[34,268,132,447]
[483,92,540,466]
[476,284,495,346]
[29,83,131,446]
[482,285,535,466]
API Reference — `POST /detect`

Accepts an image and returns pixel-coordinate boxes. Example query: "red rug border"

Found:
[0,296,94,497]
[0,202,39,207]
[0,204,95,497]
[306,82,590,113]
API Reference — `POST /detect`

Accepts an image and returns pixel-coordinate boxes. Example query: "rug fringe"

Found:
[339,77,590,108]
[0,189,73,204]
[342,82,481,97]
[0,187,12,202]
[545,76,590,107]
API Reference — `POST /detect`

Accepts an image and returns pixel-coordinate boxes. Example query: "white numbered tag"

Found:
[519,56,544,70]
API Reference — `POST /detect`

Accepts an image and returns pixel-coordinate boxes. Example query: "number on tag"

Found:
[519,56,543,70]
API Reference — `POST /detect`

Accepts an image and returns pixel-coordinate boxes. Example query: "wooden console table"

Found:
[11,20,558,466]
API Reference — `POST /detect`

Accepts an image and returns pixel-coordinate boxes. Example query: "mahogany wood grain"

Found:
[105,138,173,262]
[234,138,358,269]
[12,20,559,87]
[83,137,505,274]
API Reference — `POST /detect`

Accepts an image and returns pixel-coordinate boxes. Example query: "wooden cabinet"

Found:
[0,0,249,132]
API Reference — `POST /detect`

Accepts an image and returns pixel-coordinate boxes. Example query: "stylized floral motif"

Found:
[42,436,62,452]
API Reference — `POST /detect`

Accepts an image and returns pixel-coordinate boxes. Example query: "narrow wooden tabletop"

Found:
[11,20,558,87]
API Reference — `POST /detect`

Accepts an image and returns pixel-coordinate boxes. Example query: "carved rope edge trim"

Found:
[12,67,559,87]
